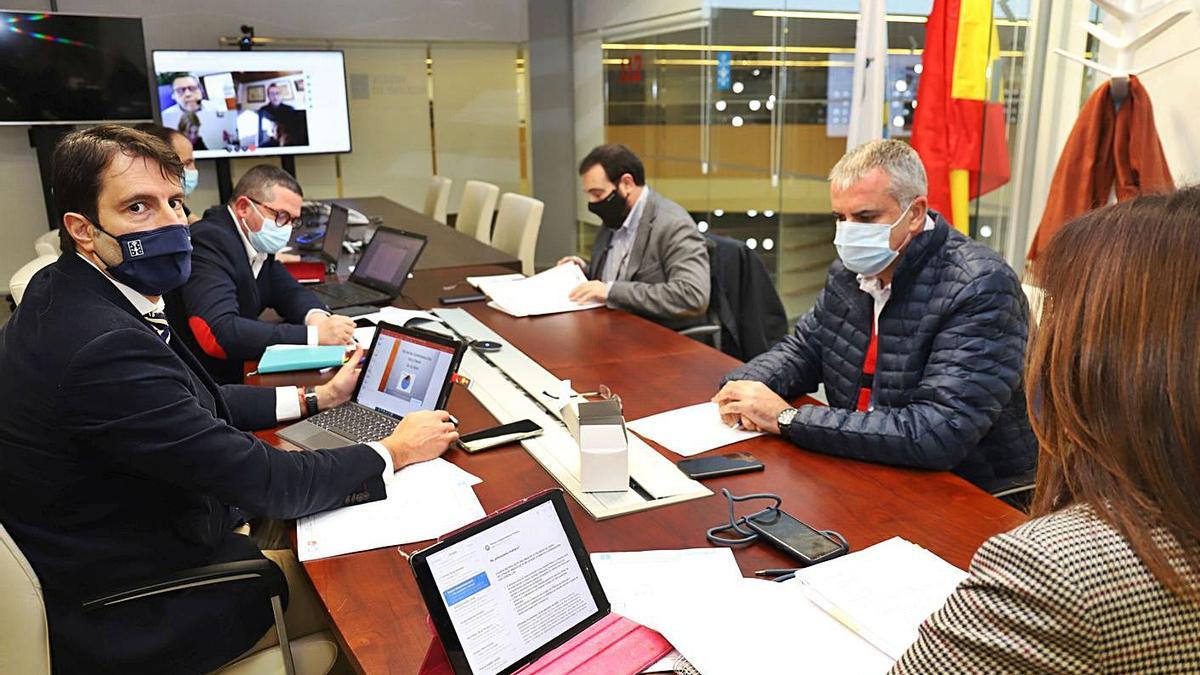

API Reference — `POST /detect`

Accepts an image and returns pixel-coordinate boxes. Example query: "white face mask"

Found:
[834,201,915,276]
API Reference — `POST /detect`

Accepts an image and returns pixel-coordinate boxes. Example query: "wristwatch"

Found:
[304,386,320,417]
[777,407,799,435]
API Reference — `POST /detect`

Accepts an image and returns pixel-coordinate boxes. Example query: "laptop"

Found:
[410,489,670,675]
[311,226,427,309]
[285,204,352,283]
[277,321,464,450]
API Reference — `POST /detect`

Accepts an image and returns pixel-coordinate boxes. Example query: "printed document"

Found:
[627,402,763,457]
[297,458,484,561]
[482,264,603,317]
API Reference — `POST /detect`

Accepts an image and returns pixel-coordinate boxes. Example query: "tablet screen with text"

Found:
[413,491,609,675]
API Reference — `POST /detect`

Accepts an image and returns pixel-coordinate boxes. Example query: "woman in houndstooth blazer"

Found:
[892,189,1200,673]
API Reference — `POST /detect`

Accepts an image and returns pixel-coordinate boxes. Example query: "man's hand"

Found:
[379,410,460,469]
[568,280,608,304]
[557,255,586,269]
[312,313,356,345]
[711,380,791,435]
[314,346,362,410]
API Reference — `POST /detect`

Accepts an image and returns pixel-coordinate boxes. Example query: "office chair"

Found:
[456,180,500,243]
[8,254,57,308]
[492,193,544,276]
[992,470,1037,512]
[33,230,61,258]
[0,522,337,675]
[423,175,452,225]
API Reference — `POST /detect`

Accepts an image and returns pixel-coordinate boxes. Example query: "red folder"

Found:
[419,612,673,675]
[282,261,325,284]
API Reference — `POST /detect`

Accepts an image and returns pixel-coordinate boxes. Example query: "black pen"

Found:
[754,568,800,577]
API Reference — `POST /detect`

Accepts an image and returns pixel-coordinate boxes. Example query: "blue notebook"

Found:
[257,345,347,374]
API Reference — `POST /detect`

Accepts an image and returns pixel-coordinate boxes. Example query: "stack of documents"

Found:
[592,538,966,674]
[296,458,485,561]
[467,272,525,291]
[626,402,763,457]
[479,264,603,317]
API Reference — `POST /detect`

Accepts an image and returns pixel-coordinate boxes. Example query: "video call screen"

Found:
[151,50,351,159]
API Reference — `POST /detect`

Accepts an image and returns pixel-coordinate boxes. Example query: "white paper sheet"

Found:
[633,577,894,675]
[626,402,763,457]
[789,537,968,659]
[590,548,742,628]
[296,458,484,562]
[482,264,603,317]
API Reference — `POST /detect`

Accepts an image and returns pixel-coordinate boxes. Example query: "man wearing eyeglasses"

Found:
[167,164,356,384]
[160,75,226,150]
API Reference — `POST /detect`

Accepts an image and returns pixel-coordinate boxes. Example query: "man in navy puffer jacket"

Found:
[714,140,1036,493]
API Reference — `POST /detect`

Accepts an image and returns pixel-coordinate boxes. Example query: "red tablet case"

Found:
[418,612,672,675]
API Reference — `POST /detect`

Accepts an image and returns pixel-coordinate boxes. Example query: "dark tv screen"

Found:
[0,10,153,124]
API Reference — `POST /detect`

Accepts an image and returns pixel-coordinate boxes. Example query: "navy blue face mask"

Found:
[92,220,193,296]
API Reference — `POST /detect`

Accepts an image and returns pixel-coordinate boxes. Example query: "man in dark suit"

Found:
[557,144,710,330]
[167,164,356,384]
[0,125,458,672]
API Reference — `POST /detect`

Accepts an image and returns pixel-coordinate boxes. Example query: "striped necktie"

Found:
[144,311,171,344]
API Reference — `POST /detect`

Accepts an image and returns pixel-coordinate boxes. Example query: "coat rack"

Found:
[1053,0,1200,105]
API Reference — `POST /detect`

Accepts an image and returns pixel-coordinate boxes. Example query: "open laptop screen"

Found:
[413,491,608,675]
[350,227,427,294]
[319,204,349,262]
[355,325,457,418]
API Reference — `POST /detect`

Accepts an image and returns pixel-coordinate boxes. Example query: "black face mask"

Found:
[588,187,630,229]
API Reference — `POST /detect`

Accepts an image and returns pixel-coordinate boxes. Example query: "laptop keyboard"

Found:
[313,282,390,308]
[308,405,398,443]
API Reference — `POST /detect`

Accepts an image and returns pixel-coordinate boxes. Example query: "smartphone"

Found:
[457,419,543,453]
[676,452,764,479]
[439,293,488,305]
[744,509,849,566]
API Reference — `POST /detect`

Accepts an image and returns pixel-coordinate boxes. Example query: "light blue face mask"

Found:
[245,202,292,254]
[834,201,915,276]
[181,169,199,196]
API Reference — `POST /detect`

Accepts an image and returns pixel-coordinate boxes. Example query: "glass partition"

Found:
[599,2,1033,321]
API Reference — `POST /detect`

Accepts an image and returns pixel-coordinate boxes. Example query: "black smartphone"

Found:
[744,509,848,566]
[439,293,488,305]
[457,419,543,453]
[676,452,764,479]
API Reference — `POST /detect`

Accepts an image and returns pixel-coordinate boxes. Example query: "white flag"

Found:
[847,0,888,151]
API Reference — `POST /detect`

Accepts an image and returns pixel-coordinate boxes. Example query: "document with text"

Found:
[482,264,603,318]
[627,402,763,457]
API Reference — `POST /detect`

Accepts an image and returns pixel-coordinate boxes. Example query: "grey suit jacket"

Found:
[587,189,710,330]
[892,504,1200,673]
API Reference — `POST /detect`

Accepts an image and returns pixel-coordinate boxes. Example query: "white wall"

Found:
[1128,13,1200,186]
[0,0,528,292]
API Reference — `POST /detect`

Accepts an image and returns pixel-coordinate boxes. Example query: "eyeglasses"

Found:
[173,85,201,95]
[249,198,298,227]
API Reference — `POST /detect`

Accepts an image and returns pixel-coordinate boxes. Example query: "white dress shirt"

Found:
[601,186,650,285]
[76,252,393,477]
[227,206,327,346]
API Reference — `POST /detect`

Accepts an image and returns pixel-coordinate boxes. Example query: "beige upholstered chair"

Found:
[491,193,544,276]
[33,230,61,258]
[0,522,336,675]
[456,180,500,243]
[423,175,452,224]
[8,255,56,306]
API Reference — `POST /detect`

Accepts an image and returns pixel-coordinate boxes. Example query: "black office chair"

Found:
[679,235,787,361]
[991,469,1038,512]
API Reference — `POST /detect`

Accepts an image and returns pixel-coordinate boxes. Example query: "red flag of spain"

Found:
[911,0,1011,234]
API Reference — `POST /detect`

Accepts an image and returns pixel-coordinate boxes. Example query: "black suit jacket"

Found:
[0,254,385,673]
[167,205,327,384]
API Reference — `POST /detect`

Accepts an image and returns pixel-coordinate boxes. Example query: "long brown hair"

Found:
[1028,187,1200,599]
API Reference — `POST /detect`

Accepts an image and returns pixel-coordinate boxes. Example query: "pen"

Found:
[447,414,459,427]
[772,572,797,583]
[729,419,742,430]
[754,568,800,577]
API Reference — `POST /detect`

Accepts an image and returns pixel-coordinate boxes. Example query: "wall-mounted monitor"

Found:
[151,50,352,159]
[0,10,153,125]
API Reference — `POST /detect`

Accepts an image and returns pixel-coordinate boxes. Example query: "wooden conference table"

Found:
[254,201,1025,673]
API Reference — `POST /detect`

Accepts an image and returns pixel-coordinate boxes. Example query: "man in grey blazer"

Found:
[559,144,710,330]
